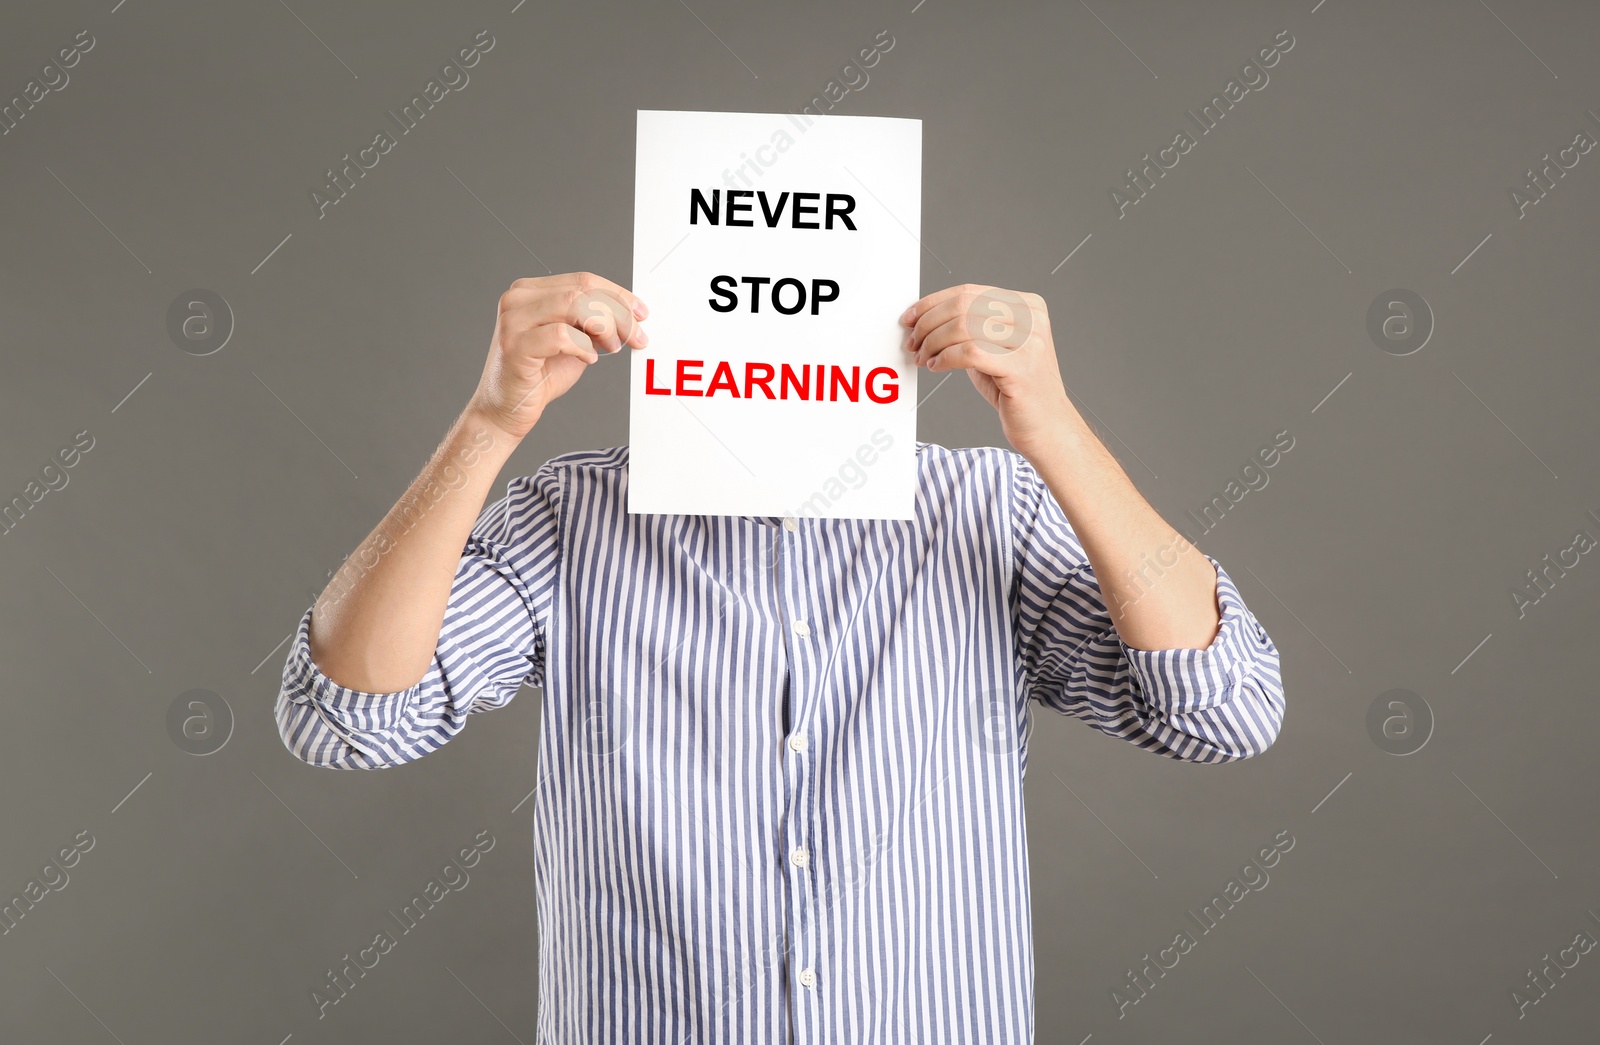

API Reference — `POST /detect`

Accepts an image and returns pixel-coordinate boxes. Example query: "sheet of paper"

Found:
[629,109,921,520]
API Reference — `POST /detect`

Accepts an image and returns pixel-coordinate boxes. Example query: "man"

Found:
[276,272,1284,1043]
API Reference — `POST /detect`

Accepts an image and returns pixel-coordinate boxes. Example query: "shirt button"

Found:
[791,846,810,868]
[788,734,807,753]
[792,619,810,637]
[798,968,816,988]
[783,516,798,532]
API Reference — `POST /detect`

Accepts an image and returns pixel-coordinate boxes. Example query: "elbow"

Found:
[271,607,434,770]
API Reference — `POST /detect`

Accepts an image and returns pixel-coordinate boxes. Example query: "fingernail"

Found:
[633,301,649,320]
[637,328,650,346]
[901,305,916,324]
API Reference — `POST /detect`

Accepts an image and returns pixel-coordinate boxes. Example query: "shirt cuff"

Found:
[280,606,422,757]
[1118,556,1268,717]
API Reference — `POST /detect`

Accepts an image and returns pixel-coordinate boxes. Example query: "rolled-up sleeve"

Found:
[1009,451,1284,763]
[274,465,562,769]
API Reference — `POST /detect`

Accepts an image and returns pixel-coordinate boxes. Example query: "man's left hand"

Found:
[902,284,1076,458]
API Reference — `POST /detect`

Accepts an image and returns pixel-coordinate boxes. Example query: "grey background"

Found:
[2,0,1597,1041]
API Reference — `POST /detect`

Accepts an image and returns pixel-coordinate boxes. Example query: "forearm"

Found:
[1023,404,1221,651]
[307,406,524,692]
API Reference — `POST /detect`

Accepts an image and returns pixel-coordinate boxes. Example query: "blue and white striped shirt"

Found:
[276,441,1284,1044]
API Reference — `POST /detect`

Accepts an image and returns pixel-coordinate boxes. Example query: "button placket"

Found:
[777,513,820,1015]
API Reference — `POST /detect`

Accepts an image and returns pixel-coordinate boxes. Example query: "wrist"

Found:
[451,404,526,469]
[461,398,538,445]
[1015,394,1091,467]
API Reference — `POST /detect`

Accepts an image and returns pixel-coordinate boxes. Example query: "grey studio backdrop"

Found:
[1,0,1597,1041]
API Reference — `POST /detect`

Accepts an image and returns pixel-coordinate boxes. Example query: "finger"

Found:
[512,272,648,320]
[912,314,977,366]
[564,287,650,353]
[918,289,1037,356]
[926,339,1016,379]
[907,296,974,350]
[501,275,651,350]
[509,272,649,319]
[501,288,646,351]
[918,311,1027,370]
[507,318,600,365]
[901,283,995,327]
[552,323,599,363]
[502,290,634,355]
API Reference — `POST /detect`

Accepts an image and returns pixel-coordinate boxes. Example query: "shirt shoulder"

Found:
[470,448,628,550]
[496,445,629,506]
[535,444,631,479]
[912,440,1019,467]
[912,441,1027,497]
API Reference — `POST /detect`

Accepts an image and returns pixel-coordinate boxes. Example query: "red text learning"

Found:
[645,359,899,403]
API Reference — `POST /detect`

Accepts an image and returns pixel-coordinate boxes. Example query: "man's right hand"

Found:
[467,272,650,440]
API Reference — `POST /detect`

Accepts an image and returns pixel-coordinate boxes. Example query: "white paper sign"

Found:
[629,109,921,520]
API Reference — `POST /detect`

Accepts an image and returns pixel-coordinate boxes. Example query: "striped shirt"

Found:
[275,441,1284,1044]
